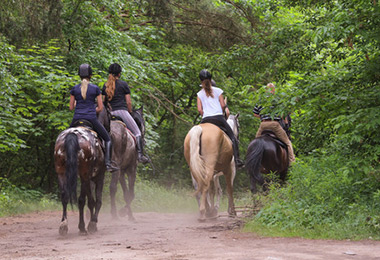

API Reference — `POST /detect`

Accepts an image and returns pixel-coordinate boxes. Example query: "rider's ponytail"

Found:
[105,74,116,101]
[202,79,213,98]
[80,78,89,100]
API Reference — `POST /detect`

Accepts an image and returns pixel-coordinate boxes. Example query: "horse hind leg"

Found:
[224,167,236,217]
[59,178,69,236]
[109,170,120,219]
[119,168,136,221]
[88,173,105,233]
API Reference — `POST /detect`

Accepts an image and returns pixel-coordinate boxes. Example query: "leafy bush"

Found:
[245,154,380,239]
[0,177,58,217]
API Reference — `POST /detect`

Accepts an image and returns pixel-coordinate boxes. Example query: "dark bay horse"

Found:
[246,130,289,193]
[184,114,240,221]
[54,126,105,235]
[98,107,146,221]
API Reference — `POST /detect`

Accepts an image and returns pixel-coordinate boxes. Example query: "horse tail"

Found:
[246,138,265,183]
[188,125,206,194]
[64,133,80,205]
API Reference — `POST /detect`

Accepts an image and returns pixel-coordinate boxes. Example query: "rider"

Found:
[197,69,244,168]
[69,64,117,171]
[253,83,295,165]
[102,63,150,164]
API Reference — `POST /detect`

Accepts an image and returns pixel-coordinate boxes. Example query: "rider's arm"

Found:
[253,105,261,119]
[96,95,103,113]
[197,97,203,116]
[219,94,228,112]
[69,95,76,110]
[125,94,132,113]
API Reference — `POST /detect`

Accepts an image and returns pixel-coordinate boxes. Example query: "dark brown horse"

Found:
[98,107,147,221]
[246,130,289,193]
[54,126,105,235]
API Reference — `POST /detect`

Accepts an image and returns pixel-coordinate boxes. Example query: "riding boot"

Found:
[232,139,244,169]
[136,136,150,164]
[105,141,119,171]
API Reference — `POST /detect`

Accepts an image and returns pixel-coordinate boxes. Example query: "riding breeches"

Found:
[111,109,141,137]
[256,121,295,163]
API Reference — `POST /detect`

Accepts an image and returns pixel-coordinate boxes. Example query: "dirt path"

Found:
[1,210,380,260]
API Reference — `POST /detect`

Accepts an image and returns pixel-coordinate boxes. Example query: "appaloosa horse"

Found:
[98,107,147,221]
[246,130,289,193]
[54,125,105,235]
[184,114,240,221]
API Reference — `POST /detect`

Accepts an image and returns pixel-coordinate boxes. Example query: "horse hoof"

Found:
[87,221,98,233]
[79,230,88,236]
[128,215,136,222]
[119,207,128,217]
[59,222,68,236]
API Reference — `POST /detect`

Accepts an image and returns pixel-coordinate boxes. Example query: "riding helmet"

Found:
[109,63,122,76]
[78,64,92,78]
[199,69,212,81]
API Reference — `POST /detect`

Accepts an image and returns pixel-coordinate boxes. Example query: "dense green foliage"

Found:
[0,0,379,239]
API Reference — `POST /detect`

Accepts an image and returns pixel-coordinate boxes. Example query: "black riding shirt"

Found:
[102,80,131,111]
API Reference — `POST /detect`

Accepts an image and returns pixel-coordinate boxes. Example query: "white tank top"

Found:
[197,87,223,118]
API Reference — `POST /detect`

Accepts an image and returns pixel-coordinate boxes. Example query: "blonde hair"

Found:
[80,78,89,100]
[202,79,213,98]
[105,74,116,101]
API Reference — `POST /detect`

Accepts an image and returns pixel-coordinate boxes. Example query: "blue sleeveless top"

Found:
[70,83,101,120]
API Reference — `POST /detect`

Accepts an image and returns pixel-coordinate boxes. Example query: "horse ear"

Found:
[236,113,239,118]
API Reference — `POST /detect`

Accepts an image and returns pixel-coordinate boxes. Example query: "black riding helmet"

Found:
[109,63,122,76]
[199,69,212,81]
[78,64,92,78]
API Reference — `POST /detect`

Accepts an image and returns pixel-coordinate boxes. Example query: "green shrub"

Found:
[245,154,380,240]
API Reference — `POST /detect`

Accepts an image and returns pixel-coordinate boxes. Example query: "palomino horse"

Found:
[98,107,146,221]
[184,114,239,221]
[246,130,289,193]
[54,125,105,235]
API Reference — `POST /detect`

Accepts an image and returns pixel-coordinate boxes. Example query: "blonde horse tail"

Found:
[188,125,206,194]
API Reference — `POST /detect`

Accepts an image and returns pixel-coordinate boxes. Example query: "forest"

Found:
[0,0,379,239]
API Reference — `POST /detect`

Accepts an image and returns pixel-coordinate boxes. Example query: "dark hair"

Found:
[108,63,122,76]
[78,64,92,78]
[199,69,212,81]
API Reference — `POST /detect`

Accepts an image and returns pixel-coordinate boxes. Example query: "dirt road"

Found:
[1,210,380,260]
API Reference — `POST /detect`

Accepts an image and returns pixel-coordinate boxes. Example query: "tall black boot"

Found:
[232,139,244,169]
[105,141,118,171]
[136,136,150,164]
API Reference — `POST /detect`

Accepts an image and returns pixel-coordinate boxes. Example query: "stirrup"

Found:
[138,154,150,164]
[235,159,245,169]
[106,162,119,171]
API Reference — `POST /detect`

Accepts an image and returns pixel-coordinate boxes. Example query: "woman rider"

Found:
[102,63,149,164]
[197,69,244,168]
[69,64,117,171]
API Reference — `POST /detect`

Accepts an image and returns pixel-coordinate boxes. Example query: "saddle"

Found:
[261,130,287,150]
[110,115,137,144]
[71,119,94,130]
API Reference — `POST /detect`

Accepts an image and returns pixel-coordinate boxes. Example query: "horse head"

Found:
[98,103,112,132]
[131,106,146,140]
[227,113,240,141]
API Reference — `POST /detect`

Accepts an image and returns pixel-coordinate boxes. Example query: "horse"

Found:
[184,114,240,221]
[246,130,289,194]
[98,106,146,221]
[54,125,106,235]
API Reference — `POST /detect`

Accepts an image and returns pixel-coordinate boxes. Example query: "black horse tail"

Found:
[64,133,80,205]
[246,138,265,183]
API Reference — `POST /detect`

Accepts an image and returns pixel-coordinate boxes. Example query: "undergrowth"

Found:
[244,154,380,240]
[0,177,59,217]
